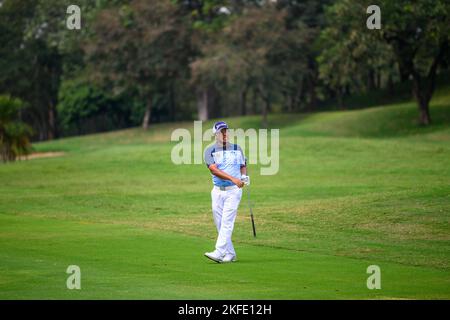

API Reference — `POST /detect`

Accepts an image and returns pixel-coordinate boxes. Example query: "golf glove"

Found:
[241,174,250,186]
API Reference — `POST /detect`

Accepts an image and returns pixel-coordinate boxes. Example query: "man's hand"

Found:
[232,177,244,188]
[241,175,250,186]
[209,164,245,188]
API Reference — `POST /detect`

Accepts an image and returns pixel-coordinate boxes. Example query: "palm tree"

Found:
[0,95,33,162]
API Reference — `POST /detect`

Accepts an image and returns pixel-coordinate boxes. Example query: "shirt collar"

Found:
[215,142,231,150]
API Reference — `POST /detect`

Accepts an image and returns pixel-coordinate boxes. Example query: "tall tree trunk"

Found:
[262,98,270,129]
[368,69,376,90]
[197,89,208,121]
[47,103,56,140]
[169,82,176,121]
[376,70,382,89]
[142,97,152,130]
[418,98,431,126]
[46,52,62,140]
[387,74,394,95]
[397,40,447,126]
[287,93,294,112]
[410,40,447,126]
[284,91,294,112]
[307,75,318,111]
[336,88,345,109]
[240,87,248,116]
[251,87,259,115]
[261,102,267,128]
[294,78,305,111]
[259,86,270,128]
[412,75,432,125]
[306,58,319,111]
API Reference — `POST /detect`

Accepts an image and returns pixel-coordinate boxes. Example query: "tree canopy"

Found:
[0,0,448,143]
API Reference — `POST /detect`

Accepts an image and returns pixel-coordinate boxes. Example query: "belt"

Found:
[214,185,238,191]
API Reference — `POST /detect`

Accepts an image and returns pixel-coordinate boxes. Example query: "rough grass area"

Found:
[0,88,449,299]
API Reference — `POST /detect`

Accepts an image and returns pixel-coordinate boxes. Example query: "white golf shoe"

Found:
[222,254,237,263]
[204,251,224,263]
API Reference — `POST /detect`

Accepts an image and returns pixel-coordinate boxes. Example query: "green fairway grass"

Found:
[1,89,449,299]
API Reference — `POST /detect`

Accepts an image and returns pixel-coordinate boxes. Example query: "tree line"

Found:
[0,0,448,153]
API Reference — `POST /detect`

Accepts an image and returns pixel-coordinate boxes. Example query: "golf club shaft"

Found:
[246,170,256,237]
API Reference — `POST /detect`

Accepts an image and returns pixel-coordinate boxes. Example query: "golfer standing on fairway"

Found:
[204,121,250,263]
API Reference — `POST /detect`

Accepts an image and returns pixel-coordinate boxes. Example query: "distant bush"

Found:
[57,79,137,136]
[0,95,33,162]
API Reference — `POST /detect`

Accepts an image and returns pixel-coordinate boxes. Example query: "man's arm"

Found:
[208,164,244,188]
[238,145,247,176]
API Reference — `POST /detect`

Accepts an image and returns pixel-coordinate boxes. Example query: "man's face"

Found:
[216,128,228,144]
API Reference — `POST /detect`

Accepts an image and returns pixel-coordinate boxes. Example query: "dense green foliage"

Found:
[0,0,448,141]
[0,95,32,162]
[57,79,138,135]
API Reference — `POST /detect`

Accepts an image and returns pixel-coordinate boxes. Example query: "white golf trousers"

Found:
[211,186,243,256]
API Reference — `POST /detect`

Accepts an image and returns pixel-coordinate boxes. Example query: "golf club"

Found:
[245,167,256,238]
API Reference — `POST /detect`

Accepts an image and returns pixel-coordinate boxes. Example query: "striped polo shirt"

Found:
[204,143,247,187]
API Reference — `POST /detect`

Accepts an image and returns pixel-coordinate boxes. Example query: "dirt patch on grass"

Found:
[18,152,65,160]
[356,222,450,241]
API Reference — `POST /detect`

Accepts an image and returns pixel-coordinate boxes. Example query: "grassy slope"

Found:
[0,88,449,299]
